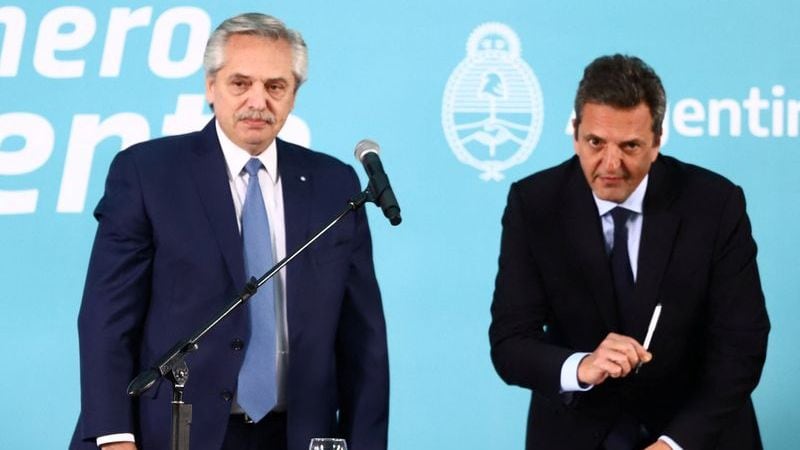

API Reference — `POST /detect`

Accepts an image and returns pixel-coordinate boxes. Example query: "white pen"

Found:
[636,303,662,373]
[642,303,662,350]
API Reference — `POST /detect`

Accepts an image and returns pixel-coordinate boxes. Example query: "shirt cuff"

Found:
[659,435,683,450]
[96,433,135,447]
[560,352,593,392]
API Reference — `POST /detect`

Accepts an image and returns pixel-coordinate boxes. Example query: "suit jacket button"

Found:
[231,338,244,351]
[221,390,233,402]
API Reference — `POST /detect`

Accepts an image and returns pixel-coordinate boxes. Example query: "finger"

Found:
[579,353,623,385]
[595,349,636,377]
[622,342,646,367]
[593,358,624,378]
[604,334,648,365]
[598,340,640,369]
[609,351,634,374]
[590,352,625,376]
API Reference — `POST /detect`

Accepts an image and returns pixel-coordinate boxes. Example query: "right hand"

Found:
[577,332,652,385]
[100,443,137,450]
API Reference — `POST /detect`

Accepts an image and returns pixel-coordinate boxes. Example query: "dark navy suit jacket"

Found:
[71,121,389,450]
[490,155,769,449]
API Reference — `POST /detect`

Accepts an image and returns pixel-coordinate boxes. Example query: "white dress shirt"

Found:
[216,121,289,413]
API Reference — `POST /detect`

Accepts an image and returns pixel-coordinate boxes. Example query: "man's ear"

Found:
[205,76,215,106]
[572,118,580,141]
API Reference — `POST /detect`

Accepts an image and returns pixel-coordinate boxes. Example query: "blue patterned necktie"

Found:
[237,158,277,422]
[610,207,635,333]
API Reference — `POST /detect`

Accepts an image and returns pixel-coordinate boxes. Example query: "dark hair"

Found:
[573,54,666,138]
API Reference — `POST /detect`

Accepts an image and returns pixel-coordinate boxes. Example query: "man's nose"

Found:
[245,86,269,109]
[602,146,622,170]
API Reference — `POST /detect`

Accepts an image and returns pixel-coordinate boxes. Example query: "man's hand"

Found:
[644,439,673,449]
[100,443,137,450]
[578,332,652,385]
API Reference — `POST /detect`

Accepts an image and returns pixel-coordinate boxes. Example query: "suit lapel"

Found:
[630,157,681,340]
[560,159,620,331]
[188,121,245,288]
[276,139,312,258]
[276,139,312,345]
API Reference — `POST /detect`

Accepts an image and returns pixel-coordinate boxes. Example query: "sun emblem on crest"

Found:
[442,22,544,181]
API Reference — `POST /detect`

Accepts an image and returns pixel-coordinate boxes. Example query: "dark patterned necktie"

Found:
[610,207,635,333]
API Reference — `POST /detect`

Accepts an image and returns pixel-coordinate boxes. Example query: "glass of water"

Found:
[308,438,348,450]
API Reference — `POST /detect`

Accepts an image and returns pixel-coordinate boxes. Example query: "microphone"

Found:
[354,139,402,225]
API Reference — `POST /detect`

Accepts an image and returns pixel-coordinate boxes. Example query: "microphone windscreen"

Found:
[354,139,380,161]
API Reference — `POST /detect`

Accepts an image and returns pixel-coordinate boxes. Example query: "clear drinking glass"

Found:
[308,438,348,450]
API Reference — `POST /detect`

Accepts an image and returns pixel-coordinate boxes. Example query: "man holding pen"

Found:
[489,54,769,449]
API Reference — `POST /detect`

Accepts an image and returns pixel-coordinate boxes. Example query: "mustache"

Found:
[235,110,276,124]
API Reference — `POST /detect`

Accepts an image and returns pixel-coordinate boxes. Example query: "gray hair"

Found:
[203,13,308,89]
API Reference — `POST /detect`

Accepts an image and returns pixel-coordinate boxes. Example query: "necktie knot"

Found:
[610,207,632,230]
[244,158,262,178]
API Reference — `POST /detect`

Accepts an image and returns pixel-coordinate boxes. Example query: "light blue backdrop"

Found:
[1,1,798,448]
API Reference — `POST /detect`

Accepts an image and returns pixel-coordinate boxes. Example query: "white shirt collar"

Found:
[215,120,279,184]
[593,174,649,216]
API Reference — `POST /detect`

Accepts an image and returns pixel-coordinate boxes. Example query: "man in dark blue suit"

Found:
[71,13,389,450]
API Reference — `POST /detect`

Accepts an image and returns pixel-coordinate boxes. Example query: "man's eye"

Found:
[588,138,602,148]
[230,80,250,93]
[623,143,640,152]
[267,83,287,98]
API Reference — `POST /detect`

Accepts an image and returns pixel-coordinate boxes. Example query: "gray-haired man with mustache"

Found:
[71,12,389,450]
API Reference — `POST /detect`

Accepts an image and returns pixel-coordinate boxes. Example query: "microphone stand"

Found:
[127,190,371,450]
